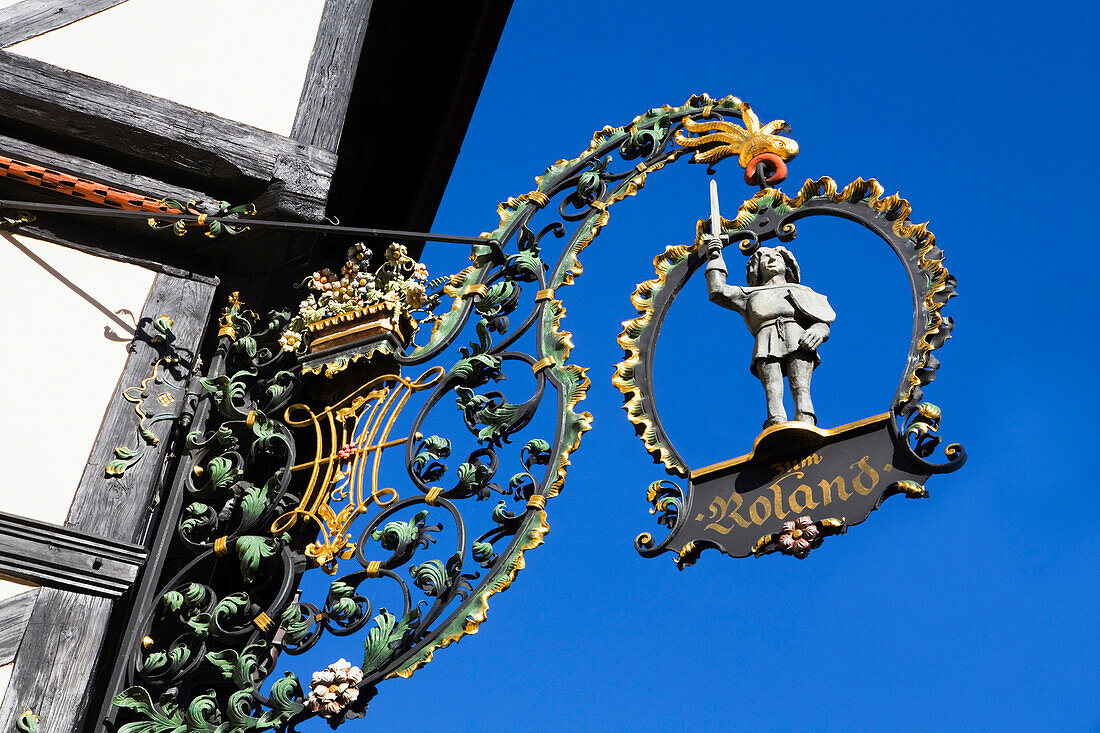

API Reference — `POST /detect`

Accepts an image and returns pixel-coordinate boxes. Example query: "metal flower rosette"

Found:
[106,93,964,730]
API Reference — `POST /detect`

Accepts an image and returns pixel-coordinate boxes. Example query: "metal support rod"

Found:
[0,198,497,246]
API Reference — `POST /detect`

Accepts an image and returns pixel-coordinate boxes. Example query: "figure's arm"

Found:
[704,239,747,312]
[798,322,830,349]
[790,287,834,349]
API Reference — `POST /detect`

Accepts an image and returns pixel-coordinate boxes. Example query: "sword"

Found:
[709,178,721,237]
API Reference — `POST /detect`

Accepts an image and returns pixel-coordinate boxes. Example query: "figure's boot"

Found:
[793,410,816,426]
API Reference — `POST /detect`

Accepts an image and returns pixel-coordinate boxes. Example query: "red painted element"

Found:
[743,152,788,186]
[0,155,182,214]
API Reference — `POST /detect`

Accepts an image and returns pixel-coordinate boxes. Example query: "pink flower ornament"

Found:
[776,515,820,557]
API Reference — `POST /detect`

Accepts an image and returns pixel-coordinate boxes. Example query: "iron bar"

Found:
[0,198,496,246]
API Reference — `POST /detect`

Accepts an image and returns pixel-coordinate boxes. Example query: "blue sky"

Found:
[291,1,1097,730]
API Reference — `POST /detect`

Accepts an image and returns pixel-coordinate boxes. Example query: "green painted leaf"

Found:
[472,541,495,564]
[240,480,270,527]
[15,711,39,733]
[207,456,242,490]
[235,536,276,583]
[205,649,238,680]
[408,559,449,596]
[142,652,167,673]
[262,672,305,721]
[182,691,219,729]
[186,612,211,638]
[168,644,190,667]
[112,685,184,732]
[235,335,257,358]
[162,590,184,612]
[361,606,419,674]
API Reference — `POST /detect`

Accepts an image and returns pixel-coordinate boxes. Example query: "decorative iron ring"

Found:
[743,152,787,186]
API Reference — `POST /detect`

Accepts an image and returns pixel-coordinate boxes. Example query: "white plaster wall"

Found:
[0,576,34,602]
[0,234,155,525]
[8,0,326,136]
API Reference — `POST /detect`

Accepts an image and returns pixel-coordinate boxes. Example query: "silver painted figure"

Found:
[704,241,834,428]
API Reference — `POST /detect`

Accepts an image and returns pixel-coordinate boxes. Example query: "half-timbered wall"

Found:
[0,1,512,727]
[6,0,325,135]
[0,232,155,524]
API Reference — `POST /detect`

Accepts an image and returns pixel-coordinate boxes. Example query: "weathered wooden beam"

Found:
[0,588,38,665]
[0,587,112,731]
[0,51,336,219]
[64,272,218,545]
[0,513,144,598]
[0,133,211,208]
[0,271,218,731]
[0,0,131,48]
[291,0,374,151]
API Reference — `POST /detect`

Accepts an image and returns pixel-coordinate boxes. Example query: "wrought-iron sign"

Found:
[90,93,964,730]
[616,109,965,566]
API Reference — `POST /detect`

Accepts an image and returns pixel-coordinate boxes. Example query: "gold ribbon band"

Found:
[213,536,229,556]
[425,487,443,505]
[526,495,546,511]
[532,357,553,375]
[365,560,382,576]
[253,612,273,632]
[528,191,549,207]
[535,289,555,302]
[463,283,488,299]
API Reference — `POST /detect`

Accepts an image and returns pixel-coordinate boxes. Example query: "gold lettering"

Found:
[769,471,804,519]
[788,484,819,513]
[850,456,880,496]
[749,495,772,525]
[705,491,751,534]
[771,454,822,477]
[770,484,790,520]
[819,475,847,503]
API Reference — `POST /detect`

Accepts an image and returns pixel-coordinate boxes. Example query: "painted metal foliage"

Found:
[109,93,767,730]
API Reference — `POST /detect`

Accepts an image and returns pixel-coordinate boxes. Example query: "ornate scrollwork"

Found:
[634,479,687,557]
[106,314,191,477]
[112,94,771,729]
